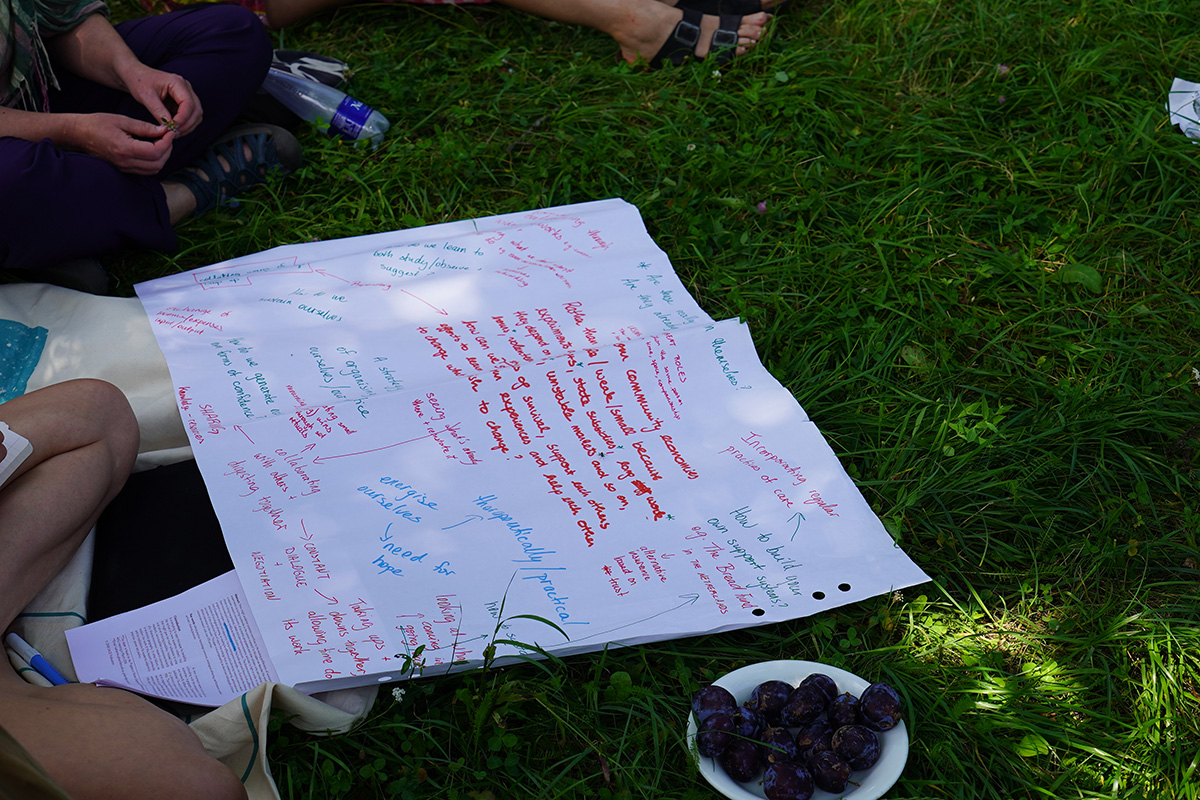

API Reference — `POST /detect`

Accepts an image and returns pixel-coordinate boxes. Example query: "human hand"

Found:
[0,426,7,464]
[122,64,203,136]
[70,112,177,175]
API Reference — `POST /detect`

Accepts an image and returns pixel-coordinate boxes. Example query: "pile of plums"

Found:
[691,673,903,800]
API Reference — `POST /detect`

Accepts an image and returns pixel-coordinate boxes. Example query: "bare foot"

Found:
[615,4,769,64]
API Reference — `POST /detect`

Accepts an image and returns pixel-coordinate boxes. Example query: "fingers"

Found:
[71,112,175,175]
[170,92,203,137]
[122,115,171,141]
[124,129,175,175]
[139,95,173,132]
[139,71,203,137]
[110,120,176,175]
[165,77,203,136]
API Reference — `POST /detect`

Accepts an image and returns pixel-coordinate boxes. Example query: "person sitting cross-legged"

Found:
[0,1,301,293]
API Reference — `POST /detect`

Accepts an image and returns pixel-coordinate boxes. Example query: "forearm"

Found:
[44,12,143,94]
[43,12,201,137]
[0,107,85,148]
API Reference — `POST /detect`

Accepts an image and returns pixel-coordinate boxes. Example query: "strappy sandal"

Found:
[169,123,303,218]
[649,8,744,68]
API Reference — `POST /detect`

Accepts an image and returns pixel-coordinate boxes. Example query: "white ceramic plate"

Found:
[687,660,909,800]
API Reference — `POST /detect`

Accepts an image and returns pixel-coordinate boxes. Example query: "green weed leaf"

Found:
[1055,264,1103,293]
[1014,733,1051,758]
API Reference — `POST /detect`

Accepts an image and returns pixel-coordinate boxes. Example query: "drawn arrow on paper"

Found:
[311,423,461,465]
[564,593,701,646]
[788,512,807,542]
[234,425,255,444]
[314,269,392,290]
[400,289,448,315]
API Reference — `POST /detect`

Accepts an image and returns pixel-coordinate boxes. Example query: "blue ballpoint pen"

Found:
[5,632,69,685]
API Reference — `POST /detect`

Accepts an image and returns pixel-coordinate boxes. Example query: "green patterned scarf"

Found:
[1,0,106,110]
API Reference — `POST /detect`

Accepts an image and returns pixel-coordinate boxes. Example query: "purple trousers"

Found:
[0,5,272,271]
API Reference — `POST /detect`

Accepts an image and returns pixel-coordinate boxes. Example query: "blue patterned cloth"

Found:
[0,319,46,403]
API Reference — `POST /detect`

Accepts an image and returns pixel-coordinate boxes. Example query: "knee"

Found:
[203,4,272,64]
[93,380,139,469]
[62,379,140,469]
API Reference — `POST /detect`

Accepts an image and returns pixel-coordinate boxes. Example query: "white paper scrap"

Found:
[67,571,277,707]
[1166,77,1200,140]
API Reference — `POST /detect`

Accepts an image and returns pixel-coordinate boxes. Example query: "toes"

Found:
[739,11,771,40]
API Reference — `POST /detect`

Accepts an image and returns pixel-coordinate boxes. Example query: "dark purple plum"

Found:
[808,750,853,794]
[744,679,794,725]
[799,672,837,703]
[827,692,860,728]
[733,706,764,739]
[759,726,800,764]
[696,712,734,758]
[719,738,761,783]
[859,681,903,731]
[832,724,881,770]
[692,685,736,724]
[793,716,833,756]
[762,762,814,800]
[780,684,827,727]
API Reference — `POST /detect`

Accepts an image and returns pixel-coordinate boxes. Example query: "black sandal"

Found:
[169,123,303,218]
[649,8,744,68]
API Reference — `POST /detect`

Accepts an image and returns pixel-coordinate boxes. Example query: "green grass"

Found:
[107,0,1200,797]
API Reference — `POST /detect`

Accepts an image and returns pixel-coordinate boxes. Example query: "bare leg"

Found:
[264,0,356,29]
[0,380,138,625]
[497,0,769,62]
[0,381,246,800]
[262,0,769,62]
[653,0,783,11]
[163,180,197,225]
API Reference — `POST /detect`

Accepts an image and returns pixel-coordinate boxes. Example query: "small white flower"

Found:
[686,143,696,151]
[391,687,406,702]
[1192,367,1200,387]
[711,69,722,79]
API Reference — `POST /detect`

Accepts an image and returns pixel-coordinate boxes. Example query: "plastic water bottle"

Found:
[261,68,390,147]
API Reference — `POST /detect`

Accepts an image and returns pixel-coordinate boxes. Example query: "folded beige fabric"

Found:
[0,283,191,468]
[188,681,378,799]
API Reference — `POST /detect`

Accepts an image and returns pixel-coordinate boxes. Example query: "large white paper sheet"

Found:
[91,199,928,698]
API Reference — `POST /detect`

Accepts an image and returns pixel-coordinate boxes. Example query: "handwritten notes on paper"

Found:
[132,199,929,694]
